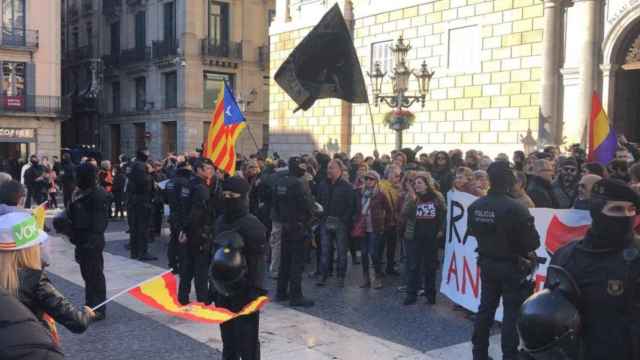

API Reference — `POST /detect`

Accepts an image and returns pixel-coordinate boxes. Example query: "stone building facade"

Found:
[62,0,275,161]
[269,0,546,157]
[0,0,67,180]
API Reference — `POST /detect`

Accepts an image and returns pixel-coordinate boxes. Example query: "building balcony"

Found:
[81,0,94,16]
[0,95,70,117]
[63,45,95,64]
[120,47,151,67]
[152,39,179,60]
[0,27,39,50]
[258,45,269,71]
[102,54,120,70]
[201,40,243,60]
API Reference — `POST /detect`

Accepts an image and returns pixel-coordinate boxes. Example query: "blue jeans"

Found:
[361,232,384,276]
[320,221,348,278]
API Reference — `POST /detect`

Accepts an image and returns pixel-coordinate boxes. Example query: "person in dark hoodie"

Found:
[164,161,192,272]
[0,180,95,350]
[68,163,109,320]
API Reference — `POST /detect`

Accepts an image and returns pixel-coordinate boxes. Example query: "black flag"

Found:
[274,4,369,112]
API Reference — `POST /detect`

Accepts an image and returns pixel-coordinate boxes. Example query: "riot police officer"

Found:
[273,157,315,307]
[210,176,267,360]
[127,148,157,261]
[519,178,640,360]
[68,162,109,320]
[165,161,192,272]
[467,161,540,360]
[177,158,218,305]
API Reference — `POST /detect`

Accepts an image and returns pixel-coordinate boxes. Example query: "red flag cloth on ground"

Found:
[128,272,268,324]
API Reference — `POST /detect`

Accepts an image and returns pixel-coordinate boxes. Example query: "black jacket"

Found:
[165,168,192,225]
[550,235,640,360]
[179,176,220,252]
[315,178,355,226]
[17,269,92,334]
[127,160,153,200]
[24,164,45,191]
[213,213,267,312]
[69,187,109,249]
[59,160,76,186]
[467,190,540,260]
[0,288,64,360]
[526,175,559,208]
[272,174,314,224]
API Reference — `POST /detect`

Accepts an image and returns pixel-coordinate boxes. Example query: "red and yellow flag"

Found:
[203,82,246,175]
[128,271,267,324]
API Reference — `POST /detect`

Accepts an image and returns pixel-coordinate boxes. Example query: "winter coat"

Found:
[17,269,92,334]
[316,178,356,227]
[526,175,559,208]
[355,187,392,234]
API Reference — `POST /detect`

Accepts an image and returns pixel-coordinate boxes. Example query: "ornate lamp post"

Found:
[368,35,434,150]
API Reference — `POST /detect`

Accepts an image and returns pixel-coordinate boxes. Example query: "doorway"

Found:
[0,142,29,180]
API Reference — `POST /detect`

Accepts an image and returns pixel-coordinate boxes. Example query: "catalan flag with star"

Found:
[204,82,246,175]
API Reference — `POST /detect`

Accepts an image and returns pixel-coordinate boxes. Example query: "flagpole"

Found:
[91,269,173,311]
[244,122,261,152]
[366,102,379,151]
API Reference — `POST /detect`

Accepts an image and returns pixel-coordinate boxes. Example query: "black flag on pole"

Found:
[274,4,369,112]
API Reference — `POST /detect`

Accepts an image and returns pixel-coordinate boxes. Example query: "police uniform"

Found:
[127,151,155,260]
[211,176,267,360]
[536,179,640,360]
[273,157,315,307]
[467,162,540,360]
[165,166,192,272]
[69,163,109,318]
[177,172,219,304]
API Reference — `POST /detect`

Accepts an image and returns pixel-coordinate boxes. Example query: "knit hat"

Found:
[0,212,47,251]
[222,176,250,196]
[558,157,578,168]
[365,170,380,182]
[591,178,640,208]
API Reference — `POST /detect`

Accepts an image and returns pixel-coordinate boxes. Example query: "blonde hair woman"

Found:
[0,180,94,342]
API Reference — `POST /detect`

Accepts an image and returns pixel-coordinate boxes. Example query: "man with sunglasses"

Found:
[520,179,640,360]
[552,157,580,209]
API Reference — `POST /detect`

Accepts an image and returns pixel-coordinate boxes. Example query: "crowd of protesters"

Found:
[1,134,640,358]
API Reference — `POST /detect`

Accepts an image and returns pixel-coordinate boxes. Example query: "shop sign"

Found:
[0,128,35,141]
[4,96,24,110]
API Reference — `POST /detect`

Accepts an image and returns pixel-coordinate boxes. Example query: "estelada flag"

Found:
[203,82,246,175]
[129,271,268,324]
[588,92,617,165]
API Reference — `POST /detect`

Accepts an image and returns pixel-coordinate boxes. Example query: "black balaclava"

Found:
[587,179,640,250]
[487,161,515,194]
[76,163,98,191]
[288,156,306,178]
[558,158,579,197]
[222,176,250,222]
[30,156,39,165]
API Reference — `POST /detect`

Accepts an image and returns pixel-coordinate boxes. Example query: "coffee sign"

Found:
[0,128,35,140]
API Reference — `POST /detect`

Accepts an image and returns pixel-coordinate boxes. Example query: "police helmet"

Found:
[52,210,72,237]
[209,231,247,297]
[517,289,581,360]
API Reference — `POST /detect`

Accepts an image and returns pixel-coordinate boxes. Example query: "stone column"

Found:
[340,0,354,155]
[540,0,563,145]
[575,0,598,146]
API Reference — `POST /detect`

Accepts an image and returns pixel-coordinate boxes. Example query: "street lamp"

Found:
[367,35,434,150]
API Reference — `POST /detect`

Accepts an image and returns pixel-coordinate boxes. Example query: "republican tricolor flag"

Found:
[588,92,617,165]
[203,82,246,175]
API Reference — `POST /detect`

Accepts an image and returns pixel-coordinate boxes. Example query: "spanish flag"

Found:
[203,82,246,175]
[588,92,617,165]
[128,271,267,324]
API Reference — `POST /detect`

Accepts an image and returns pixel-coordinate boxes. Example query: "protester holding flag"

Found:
[0,180,96,342]
[68,163,109,321]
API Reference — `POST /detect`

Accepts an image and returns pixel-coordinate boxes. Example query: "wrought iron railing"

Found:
[0,95,70,115]
[0,27,38,49]
[152,39,179,60]
[201,39,242,60]
[102,54,120,69]
[120,47,151,67]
